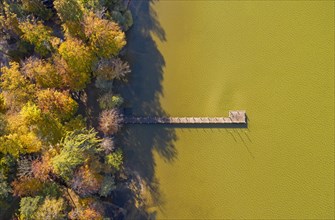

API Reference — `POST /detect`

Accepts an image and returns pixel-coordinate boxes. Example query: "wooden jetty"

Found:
[123,110,246,124]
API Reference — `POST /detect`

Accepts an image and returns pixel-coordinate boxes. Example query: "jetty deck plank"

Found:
[123,110,246,124]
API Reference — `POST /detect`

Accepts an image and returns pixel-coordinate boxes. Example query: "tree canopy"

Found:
[0,0,131,218]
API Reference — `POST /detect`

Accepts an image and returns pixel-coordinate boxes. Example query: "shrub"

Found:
[98,109,122,135]
[106,149,123,171]
[94,77,113,91]
[100,137,114,154]
[99,175,115,197]
[94,58,130,80]
[98,93,123,110]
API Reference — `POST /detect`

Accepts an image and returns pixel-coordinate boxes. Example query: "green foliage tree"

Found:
[19,196,42,220]
[51,128,101,181]
[110,9,133,31]
[63,115,87,132]
[51,146,84,181]
[94,77,114,91]
[78,0,105,11]
[0,173,11,198]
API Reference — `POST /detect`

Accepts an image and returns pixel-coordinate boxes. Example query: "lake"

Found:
[122,1,334,219]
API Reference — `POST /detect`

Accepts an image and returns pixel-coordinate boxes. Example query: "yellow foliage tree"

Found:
[0,2,22,38]
[21,0,52,20]
[19,20,58,56]
[54,0,85,38]
[0,62,36,112]
[84,12,126,58]
[22,57,64,89]
[35,197,67,219]
[0,104,43,156]
[57,38,94,90]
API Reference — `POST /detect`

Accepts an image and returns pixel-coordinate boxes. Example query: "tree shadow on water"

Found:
[116,1,177,219]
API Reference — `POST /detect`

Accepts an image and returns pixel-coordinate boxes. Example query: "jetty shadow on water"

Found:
[116,1,176,219]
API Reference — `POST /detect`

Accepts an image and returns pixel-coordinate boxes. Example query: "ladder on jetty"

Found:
[123,110,246,124]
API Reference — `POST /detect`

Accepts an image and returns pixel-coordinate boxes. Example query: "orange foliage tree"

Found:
[36,89,78,121]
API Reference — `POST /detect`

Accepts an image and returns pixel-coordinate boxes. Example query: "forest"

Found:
[0,0,134,219]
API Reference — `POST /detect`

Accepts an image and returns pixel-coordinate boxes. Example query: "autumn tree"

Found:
[57,38,94,90]
[0,2,22,39]
[21,0,52,20]
[0,1,129,218]
[100,137,114,154]
[22,57,64,89]
[0,105,43,156]
[54,0,85,38]
[19,20,57,56]
[36,89,78,121]
[0,62,36,112]
[31,152,54,182]
[12,177,44,197]
[69,207,104,220]
[58,37,93,73]
[35,197,67,219]
[84,12,126,58]
[71,165,103,196]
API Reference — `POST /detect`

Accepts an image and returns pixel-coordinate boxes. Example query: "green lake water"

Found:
[123,1,334,219]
